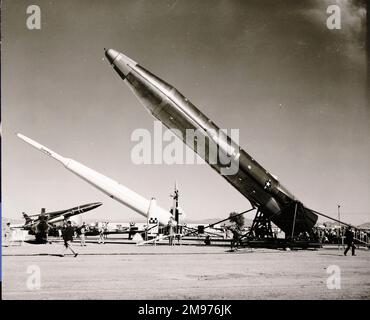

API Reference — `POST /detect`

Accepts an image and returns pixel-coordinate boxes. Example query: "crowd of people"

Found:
[221,223,369,254]
[314,225,369,245]
[3,217,369,258]
[59,221,108,257]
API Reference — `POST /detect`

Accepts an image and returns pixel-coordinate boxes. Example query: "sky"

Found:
[1,0,369,225]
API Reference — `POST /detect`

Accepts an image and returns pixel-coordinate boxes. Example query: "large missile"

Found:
[17,133,172,226]
[105,49,318,235]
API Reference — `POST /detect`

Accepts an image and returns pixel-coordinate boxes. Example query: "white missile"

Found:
[48,215,66,224]
[16,133,173,226]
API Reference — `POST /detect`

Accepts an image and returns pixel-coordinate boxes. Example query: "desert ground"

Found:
[2,241,370,300]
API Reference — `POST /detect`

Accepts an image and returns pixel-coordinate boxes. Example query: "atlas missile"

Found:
[17,133,173,226]
[105,48,318,236]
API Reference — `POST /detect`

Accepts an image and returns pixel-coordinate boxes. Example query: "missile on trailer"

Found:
[16,133,172,226]
[104,49,318,236]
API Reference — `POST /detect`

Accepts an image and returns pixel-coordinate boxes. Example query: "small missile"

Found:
[25,202,102,218]
[47,202,103,224]
[105,49,318,235]
[17,133,172,226]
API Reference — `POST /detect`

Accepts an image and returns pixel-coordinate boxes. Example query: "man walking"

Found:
[61,221,78,257]
[344,226,356,256]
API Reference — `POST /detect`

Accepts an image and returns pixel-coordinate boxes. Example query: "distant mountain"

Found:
[318,220,370,229]
[185,217,254,227]
[185,218,226,225]
[321,221,338,228]
[357,222,370,229]
[2,217,23,225]
[1,217,24,228]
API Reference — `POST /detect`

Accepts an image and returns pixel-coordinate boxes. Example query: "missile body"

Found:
[17,134,172,226]
[105,49,318,235]
[17,202,102,238]
[46,202,103,224]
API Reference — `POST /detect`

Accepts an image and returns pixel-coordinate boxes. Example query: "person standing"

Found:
[3,222,11,247]
[344,226,356,256]
[167,217,175,246]
[204,235,211,246]
[98,224,105,244]
[230,226,241,251]
[104,222,109,240]
[61,221,78,257]
[80,222,87,246]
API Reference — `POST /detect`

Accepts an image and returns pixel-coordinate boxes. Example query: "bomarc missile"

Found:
[105,49,318,235]
[17,133,172,226]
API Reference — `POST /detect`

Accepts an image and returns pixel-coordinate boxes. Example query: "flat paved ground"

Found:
[2,243,370,300]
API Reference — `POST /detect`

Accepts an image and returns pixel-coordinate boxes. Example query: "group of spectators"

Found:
[314,226,369,245]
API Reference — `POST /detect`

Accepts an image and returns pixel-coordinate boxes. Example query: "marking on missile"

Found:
[40,148,52,157]
[148,217,158,224]
[264,180,272,189]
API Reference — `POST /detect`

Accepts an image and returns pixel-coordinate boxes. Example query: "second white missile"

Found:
[17,133,173,226]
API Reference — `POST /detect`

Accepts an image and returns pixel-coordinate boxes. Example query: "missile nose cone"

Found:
[105,48,120,64]
[82,202,102,210]
[92,202,103,208]
[104,48,138,78]
[17,133,69,165]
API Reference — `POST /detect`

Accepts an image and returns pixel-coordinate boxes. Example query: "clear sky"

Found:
[2,0,369,225]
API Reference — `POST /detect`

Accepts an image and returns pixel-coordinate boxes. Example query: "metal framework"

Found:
[245,209,274,240]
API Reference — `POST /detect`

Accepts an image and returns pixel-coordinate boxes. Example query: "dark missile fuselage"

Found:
[24,202,102,234]
[107,50,318,235]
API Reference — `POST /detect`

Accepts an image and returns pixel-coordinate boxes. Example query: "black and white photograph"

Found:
[1,0,369,303]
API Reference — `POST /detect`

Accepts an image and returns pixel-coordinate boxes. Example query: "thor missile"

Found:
[105,49,318,236]
[17,133,173,226]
